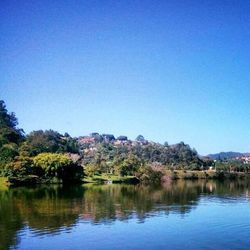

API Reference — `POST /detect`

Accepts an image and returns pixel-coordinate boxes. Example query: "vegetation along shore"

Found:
[1,100,250,187]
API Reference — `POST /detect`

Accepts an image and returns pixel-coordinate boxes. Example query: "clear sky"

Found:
[1,0,250,155]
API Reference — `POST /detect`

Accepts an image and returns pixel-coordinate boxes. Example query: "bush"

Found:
[115,155,141,176]
[84,164,100,176]
[136,164,164,184]
[33,153,83,182]
[0,143,18,173]
[6,156,42,178]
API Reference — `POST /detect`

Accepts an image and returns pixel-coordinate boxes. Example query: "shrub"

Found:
[33,153,83,182]
[6,156,41,177]
[136,164,164,184]
[84,164,100,176]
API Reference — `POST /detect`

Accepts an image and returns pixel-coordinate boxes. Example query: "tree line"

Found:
[1,100,246,184]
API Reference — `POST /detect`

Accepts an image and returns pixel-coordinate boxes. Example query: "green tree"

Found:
[0,100,24,172]
[84,164,99,176]
[33,153,83,181]
[136,164,164,184]
[7,155,37,177]
[115,154,141,176]
[0,100,24,146]
[24,130,79,156]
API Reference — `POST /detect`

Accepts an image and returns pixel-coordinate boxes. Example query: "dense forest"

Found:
[0,100,249,185]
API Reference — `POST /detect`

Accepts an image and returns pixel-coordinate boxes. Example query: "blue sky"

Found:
[1,0,250,155]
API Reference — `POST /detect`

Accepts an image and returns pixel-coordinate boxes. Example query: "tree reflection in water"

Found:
[1,179,250,249]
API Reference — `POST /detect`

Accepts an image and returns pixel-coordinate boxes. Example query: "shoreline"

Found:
[2,170,250,188]
[164,170,250,180]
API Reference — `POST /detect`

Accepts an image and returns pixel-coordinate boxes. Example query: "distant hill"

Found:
[207,152,250,160]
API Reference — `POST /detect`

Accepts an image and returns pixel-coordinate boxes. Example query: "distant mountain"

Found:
[207,152,250,160]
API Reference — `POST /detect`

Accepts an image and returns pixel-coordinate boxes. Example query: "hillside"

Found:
[207,152,250,160]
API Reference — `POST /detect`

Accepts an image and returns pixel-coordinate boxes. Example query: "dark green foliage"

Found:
[0,143,18,165]
[215,160,250,173]
[208,152,246,160]
[0,101,24,171]
[115,154,141,176]
[136,164,164,184]
[0,100,24,146]
[24,130,79,156]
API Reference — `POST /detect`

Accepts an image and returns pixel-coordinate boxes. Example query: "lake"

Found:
[1,180,250,249]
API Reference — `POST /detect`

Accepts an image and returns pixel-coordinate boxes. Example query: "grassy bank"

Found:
[83,174,139,184]
[3,171,250,188]
[164,170,249,180]
[82,171,248,185]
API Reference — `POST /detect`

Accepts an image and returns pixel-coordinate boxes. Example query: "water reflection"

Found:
[1,180,250,249]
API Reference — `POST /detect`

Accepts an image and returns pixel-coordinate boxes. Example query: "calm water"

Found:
[1,180,250,250]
